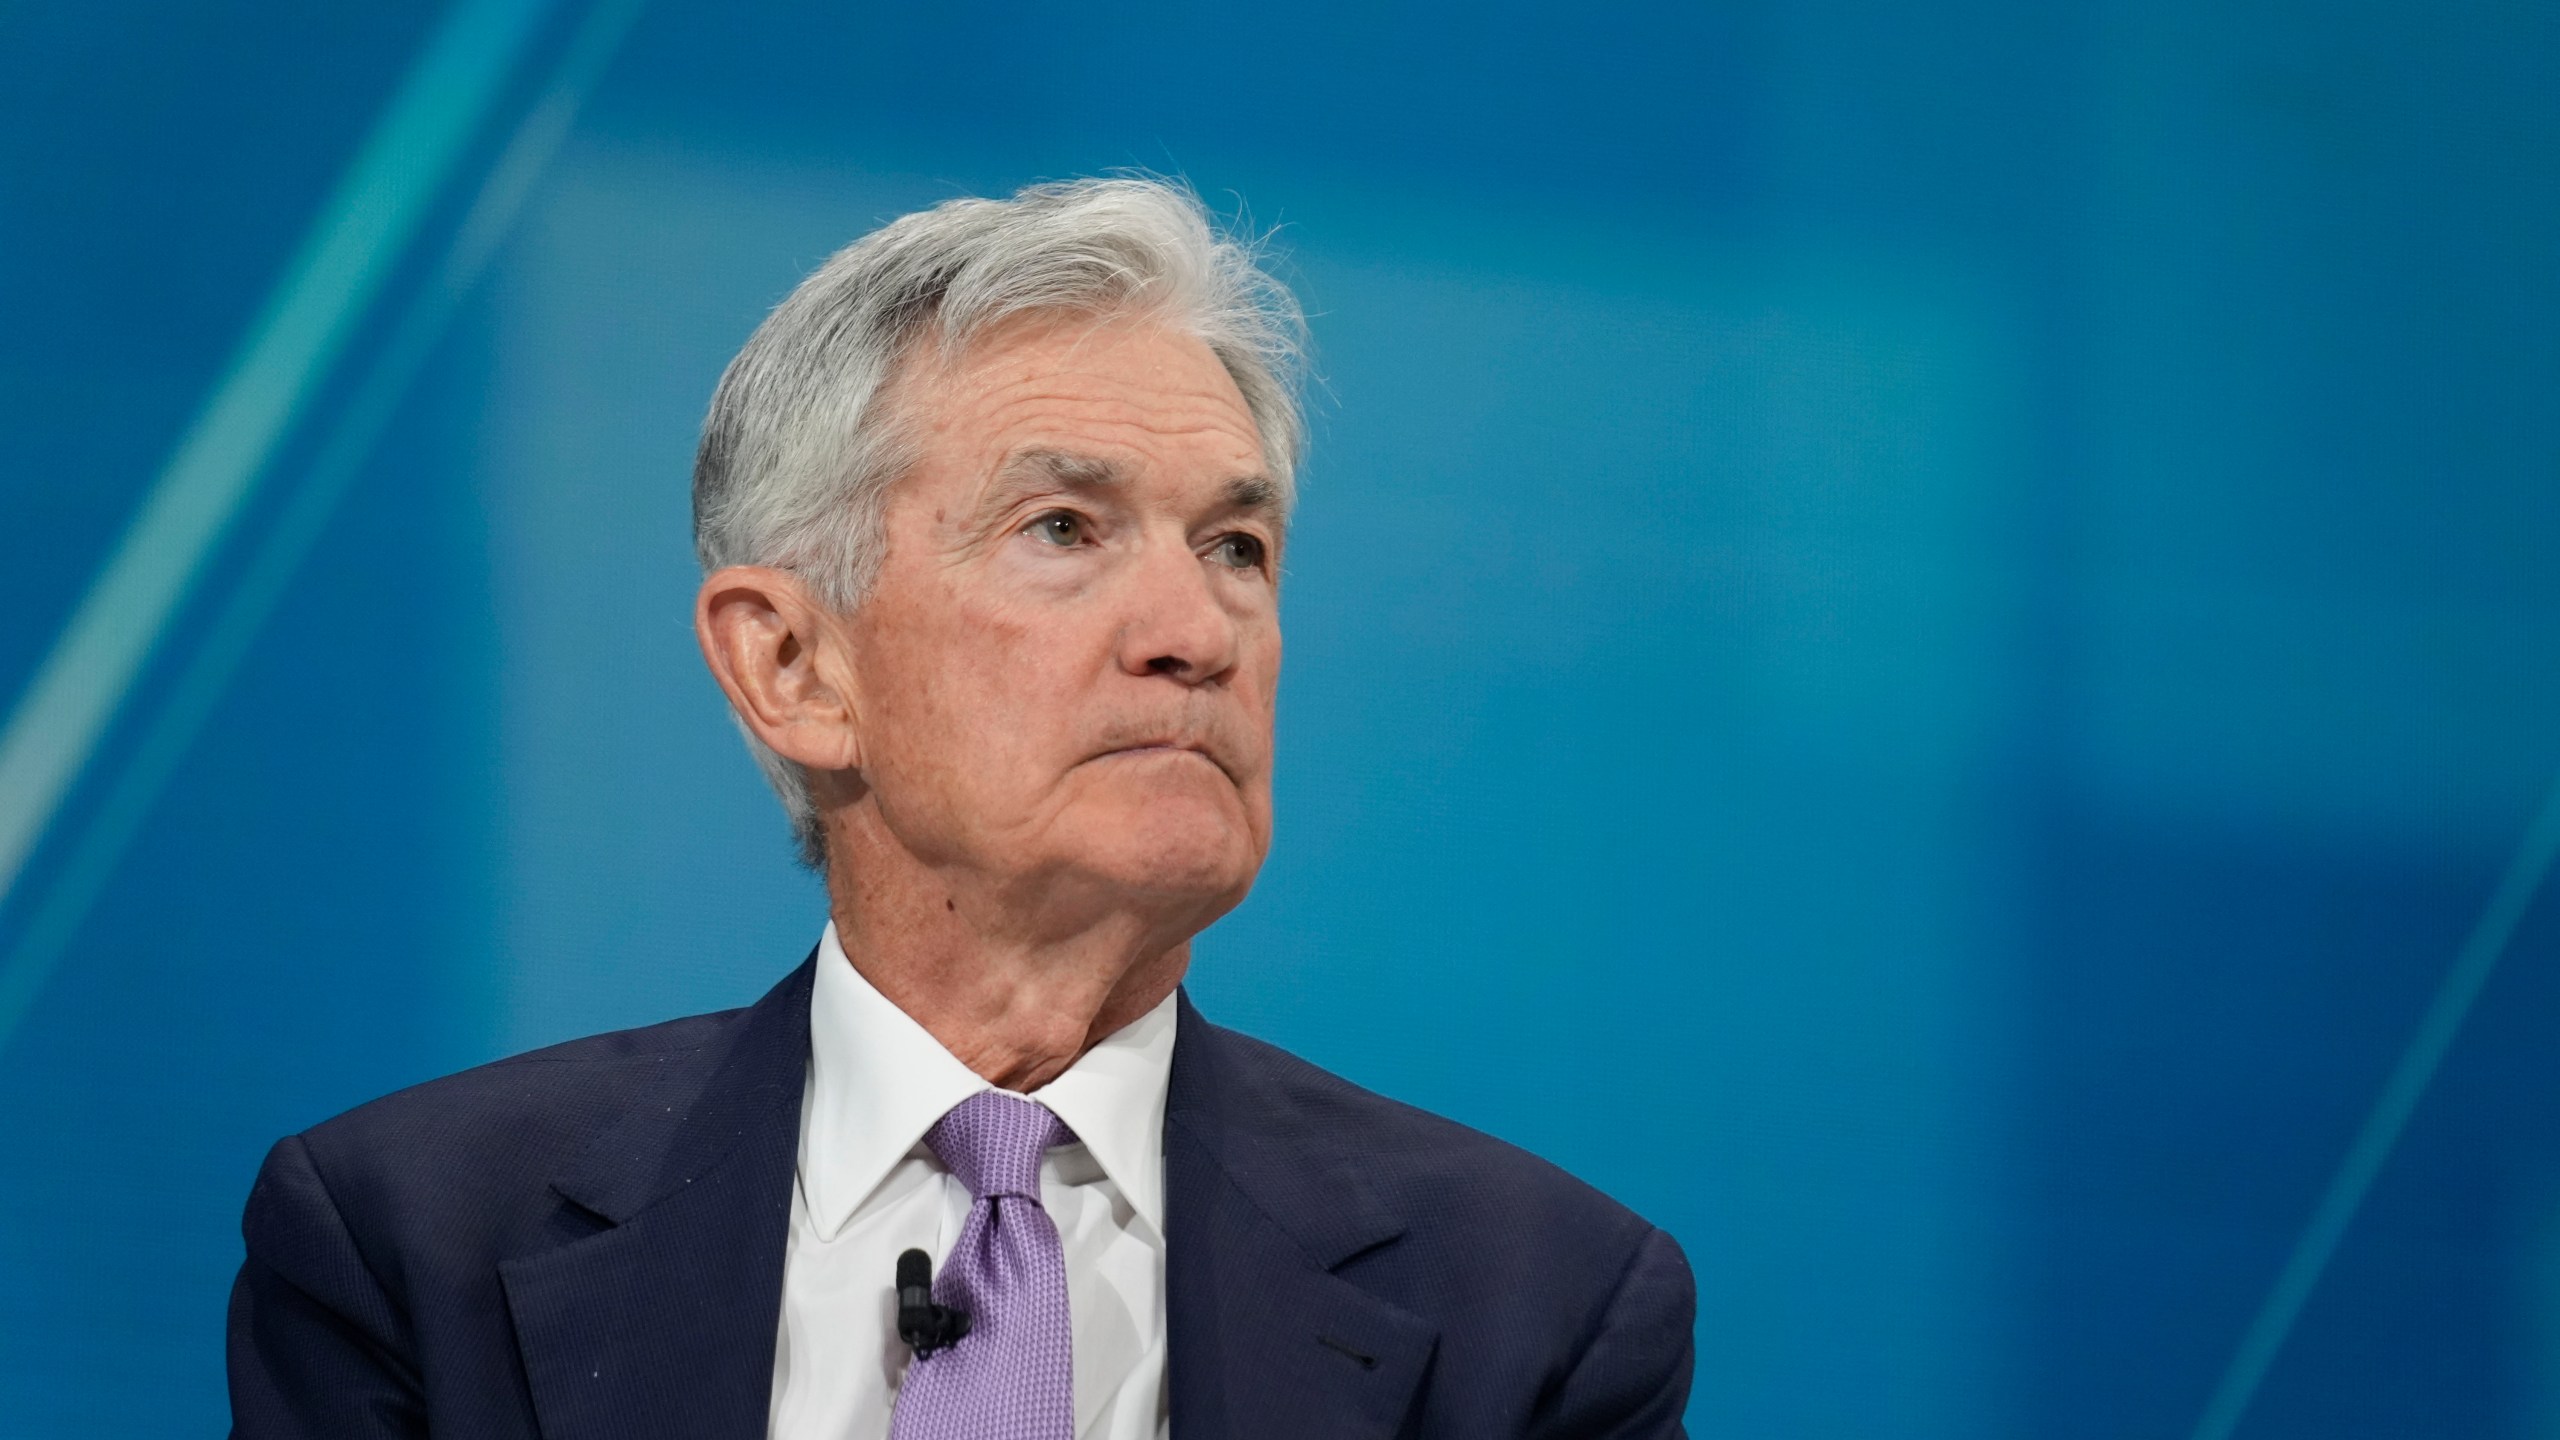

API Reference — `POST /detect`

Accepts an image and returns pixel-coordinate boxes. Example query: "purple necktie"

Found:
[890,1091,1076,1440]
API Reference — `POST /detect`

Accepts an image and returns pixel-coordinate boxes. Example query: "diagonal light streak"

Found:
[0,0,649,1057]
[2186,766,2560,1440]
[0,0,557,925]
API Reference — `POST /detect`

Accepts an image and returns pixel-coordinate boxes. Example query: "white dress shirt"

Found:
[767,924,1176,1440]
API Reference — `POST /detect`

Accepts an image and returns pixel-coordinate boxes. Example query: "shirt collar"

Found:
[800,922,1176,1243]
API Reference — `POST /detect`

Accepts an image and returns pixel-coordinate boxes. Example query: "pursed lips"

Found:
[1089,740,1232,781]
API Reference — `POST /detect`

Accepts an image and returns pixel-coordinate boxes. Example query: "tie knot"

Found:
[925,1091,1071,1201]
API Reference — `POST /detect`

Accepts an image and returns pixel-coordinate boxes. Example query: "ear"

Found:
[695,565,864,772]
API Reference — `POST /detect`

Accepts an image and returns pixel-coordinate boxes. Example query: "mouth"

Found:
[1090,741,1233,782]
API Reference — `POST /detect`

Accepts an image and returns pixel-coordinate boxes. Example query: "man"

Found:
[228,177,1694,1439]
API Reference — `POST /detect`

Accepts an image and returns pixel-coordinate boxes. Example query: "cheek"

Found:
[868,595,1092,784]
[1236,625,1283,760]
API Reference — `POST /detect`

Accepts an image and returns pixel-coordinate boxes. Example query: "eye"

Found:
[1025,511,1087,548]
[1209,533,1267,570]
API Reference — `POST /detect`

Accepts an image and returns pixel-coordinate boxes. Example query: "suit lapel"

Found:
[1165,994,1437,1438]
[499,957,815,1440]
[490,967,1436,1438]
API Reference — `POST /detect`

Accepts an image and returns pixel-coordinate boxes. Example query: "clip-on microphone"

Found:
[895,1248,971,1358]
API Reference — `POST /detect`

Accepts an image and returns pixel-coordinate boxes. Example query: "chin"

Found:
[1075,795,1263,905]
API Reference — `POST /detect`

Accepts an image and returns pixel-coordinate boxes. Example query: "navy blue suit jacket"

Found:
[228,956,1695,1437]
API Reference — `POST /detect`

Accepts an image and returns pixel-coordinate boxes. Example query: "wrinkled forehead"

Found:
[886,310,1282,512]
[885,301,1290,499]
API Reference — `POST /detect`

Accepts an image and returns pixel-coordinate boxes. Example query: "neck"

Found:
[823,819,1198,1092]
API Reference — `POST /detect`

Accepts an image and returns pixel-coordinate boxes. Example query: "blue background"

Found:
[4,1,2558,1434]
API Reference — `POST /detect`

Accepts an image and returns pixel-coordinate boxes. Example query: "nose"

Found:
[1114,535,1241,685]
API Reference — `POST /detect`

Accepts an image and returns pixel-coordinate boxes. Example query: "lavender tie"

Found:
[890,1091,1076,1440]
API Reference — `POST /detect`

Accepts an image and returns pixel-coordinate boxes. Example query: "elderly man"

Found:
[228,178,1694,1439]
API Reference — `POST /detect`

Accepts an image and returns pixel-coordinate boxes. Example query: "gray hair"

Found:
[691,176,1309,867]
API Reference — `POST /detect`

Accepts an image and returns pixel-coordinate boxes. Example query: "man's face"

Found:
[840,313,1282,926]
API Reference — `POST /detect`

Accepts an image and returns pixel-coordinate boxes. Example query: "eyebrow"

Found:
[977,448,1285,524]
[960,449,1119,535]
[1223,475,1282,514]
[1002,448,1127,492]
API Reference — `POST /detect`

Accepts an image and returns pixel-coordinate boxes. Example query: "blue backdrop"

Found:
[3,1,2557,1434]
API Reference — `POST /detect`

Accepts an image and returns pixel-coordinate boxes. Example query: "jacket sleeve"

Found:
[228,1134,426,1439]
[1530,1225,1698,1439]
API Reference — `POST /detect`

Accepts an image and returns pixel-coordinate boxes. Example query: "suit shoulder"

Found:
[289,1004,747,1204]
[1203,1019,1662,1242]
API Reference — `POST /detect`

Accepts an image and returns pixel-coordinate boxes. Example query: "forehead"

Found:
[893,312,1268,481]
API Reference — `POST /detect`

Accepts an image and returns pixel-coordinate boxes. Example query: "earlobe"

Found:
[695,566,863,772]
